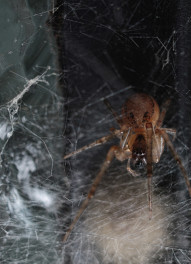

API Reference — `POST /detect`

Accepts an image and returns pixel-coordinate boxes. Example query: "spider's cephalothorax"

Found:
[121,93,159,129]
[63,93,191,242]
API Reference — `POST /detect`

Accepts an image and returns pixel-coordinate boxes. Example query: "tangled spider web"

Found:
[1,1,191,264]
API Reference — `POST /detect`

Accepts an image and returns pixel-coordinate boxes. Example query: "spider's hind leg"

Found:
[63,145,117,242]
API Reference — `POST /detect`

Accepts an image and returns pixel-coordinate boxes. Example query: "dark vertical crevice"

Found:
[48,4,71,262]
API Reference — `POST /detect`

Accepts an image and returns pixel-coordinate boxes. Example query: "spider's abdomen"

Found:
[121,93,160,128]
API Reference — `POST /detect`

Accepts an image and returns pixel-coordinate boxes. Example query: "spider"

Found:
[63,93,191,242]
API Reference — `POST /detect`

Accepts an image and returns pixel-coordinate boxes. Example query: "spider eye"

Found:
[129,112,134,118]
[143,111,150,122]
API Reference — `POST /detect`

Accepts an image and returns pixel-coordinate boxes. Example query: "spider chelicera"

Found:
[63,93,191,242]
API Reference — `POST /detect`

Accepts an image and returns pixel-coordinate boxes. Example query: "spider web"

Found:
[1,1,191,264]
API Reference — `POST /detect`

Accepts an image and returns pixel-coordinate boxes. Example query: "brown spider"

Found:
[63,93,191,242]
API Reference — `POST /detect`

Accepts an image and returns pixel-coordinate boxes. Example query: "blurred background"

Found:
[0,0,191,263]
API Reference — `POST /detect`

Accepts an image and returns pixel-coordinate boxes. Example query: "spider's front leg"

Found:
[146,123,153,218]
[63,145,118,242]
[64,130,120,159]
[159,129,191,196]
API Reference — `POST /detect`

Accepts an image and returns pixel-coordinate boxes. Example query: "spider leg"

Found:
[146,123,153,218]
[159,129,191,196]
[64,130,120,159]
[63,145,117,242]
[152,124,161,162]
[157,98,171,128]
[162,128,176,141]
[104,99,122,126]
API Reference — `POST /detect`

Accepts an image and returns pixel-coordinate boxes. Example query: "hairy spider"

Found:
[63,93,191,242]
